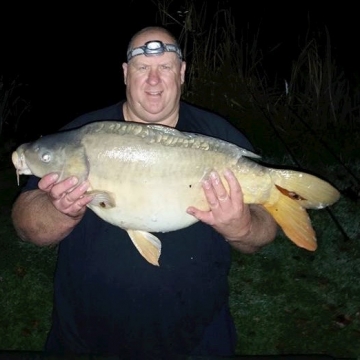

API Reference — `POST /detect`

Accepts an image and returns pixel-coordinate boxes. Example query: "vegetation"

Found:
[1,0,359,358]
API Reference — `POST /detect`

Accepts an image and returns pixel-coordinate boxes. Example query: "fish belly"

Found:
[82,133,273,233]
[87,155,215,231]
[85,141,219,231]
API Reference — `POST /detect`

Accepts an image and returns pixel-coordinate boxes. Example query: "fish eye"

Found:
[41,152,51,163]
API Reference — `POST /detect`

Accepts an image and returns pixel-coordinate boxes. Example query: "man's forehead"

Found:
[130,52,179,65]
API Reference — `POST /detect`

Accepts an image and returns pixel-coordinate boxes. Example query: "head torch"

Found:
[127,40,183,62]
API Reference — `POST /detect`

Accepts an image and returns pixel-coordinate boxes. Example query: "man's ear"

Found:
[122,63,128,85]
[180,61,186,84]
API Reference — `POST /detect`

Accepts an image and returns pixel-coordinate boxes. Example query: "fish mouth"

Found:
[11,151,32,185]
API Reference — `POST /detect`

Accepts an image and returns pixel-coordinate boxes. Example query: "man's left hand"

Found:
[186,169,252,241]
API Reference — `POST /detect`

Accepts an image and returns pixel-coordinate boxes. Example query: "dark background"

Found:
[1,2,359,136]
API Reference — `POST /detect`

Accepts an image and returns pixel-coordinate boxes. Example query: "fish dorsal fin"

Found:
[126,230,162,266]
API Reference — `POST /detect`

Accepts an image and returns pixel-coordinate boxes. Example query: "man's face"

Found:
[122,31,186,124]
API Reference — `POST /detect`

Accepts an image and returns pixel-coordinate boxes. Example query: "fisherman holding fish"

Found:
[12,26,280,358]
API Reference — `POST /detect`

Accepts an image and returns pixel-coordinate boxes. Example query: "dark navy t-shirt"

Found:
[23,101,254,358]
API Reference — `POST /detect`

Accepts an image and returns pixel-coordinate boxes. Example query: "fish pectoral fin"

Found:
[127,230,162,266]
[263,192,317,251]
[87,190,116,208]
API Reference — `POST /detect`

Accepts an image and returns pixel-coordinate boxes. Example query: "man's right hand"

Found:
[38,173,93,218]
[11,173,95,245]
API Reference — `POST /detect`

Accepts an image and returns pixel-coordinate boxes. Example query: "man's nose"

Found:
[147,68,161,84]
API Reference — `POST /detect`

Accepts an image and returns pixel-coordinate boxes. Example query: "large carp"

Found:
[12,121,340,266]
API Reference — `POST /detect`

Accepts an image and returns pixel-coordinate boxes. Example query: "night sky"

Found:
[1,3,358,138]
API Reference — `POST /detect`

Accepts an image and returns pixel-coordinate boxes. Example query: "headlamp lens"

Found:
[127,40,183,62]
[146,41,162,50]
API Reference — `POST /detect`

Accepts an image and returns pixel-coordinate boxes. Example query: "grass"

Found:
[230,197,360,357]
[0,167,56,351]
[228,160,360,358]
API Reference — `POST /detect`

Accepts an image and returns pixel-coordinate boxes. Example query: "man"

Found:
[12,26,278,358]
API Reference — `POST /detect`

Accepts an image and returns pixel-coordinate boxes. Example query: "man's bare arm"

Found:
[225,204,278,253]
[12,190,82,245]
[11,173,93,246]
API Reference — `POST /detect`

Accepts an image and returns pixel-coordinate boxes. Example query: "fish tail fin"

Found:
[270,169,340,209]
[263,193,317,251]
[263,169,340,251]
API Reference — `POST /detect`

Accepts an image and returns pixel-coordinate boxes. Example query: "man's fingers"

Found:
[63,181,89,202]
[203,171,231,208]
[47,179,91,215]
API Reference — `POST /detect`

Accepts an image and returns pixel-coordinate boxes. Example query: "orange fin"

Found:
[126,230,162,266]
[264,192,317,251]
[270,169,340,209]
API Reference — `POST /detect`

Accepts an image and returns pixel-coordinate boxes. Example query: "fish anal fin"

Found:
[264,192,317,251]
[88,190,116,208]
[127,230,162,266]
